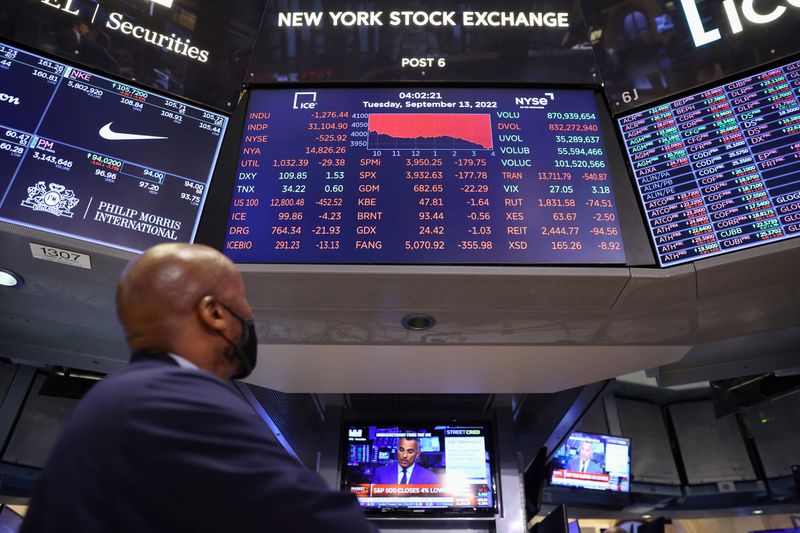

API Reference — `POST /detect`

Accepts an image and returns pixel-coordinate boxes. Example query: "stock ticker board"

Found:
[0,42,228,252]
[619,58,800,267]
[224,88,626,264]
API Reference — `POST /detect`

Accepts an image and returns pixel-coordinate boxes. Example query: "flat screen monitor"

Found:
[341,423,496,515]
[617,55,800,267]
[536,504,568,533]
[222,86,630,264]
[568,519,581,533]
[551,432,631,492]
[0,506,23,533]
[0,40,228,252]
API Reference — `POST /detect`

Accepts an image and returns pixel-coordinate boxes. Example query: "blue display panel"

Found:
[224,87,627,264]
[0,42,228,252]
[618,57,800,267]
[551,432,631,492]
[341,424,496,515]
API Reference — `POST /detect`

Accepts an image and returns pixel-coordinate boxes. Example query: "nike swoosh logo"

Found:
[99,122,168,141]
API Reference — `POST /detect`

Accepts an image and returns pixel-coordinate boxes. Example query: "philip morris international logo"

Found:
[21,182,80,218]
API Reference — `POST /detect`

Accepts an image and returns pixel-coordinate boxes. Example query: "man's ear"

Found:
[197,295,226,333]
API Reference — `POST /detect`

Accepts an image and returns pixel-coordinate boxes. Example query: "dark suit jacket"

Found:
[566,456,603,474]
[371,462,439,484]
[21,353,377,533]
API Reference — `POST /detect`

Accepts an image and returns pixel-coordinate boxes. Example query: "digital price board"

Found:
[223,87,626,264]
[618,57,800,267]
[0,41,228,252]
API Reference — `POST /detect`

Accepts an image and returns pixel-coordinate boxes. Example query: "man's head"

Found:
[579,441,594,461]
[74,20,90,37]
[396,437,421,469]
[116,243,255,380]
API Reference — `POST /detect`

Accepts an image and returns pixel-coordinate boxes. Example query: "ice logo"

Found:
[21,182,80,218]
[293,92,317,110]
[0,92,20,106]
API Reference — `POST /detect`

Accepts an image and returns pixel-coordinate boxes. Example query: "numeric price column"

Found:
[545,110,623,258]
[754,61,800,237]
[308,111,349,256]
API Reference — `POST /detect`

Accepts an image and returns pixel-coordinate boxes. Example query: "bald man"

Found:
[22,244,377,533]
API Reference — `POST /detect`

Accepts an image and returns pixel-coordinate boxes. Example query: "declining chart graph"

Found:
[367,113,493,151]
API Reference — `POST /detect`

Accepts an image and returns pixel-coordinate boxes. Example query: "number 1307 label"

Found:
[30,243,92,269]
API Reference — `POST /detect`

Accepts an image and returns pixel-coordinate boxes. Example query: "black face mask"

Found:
[217,302,257,380]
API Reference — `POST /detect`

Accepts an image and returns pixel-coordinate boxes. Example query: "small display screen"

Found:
[0,41,228,252]
[223,87,627,264]
[341,424,496,515]
[551,432,631,492]
[618,57,800,267]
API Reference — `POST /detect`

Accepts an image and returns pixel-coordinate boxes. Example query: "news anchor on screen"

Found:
[372,437,439,484]
[567,441,603,474]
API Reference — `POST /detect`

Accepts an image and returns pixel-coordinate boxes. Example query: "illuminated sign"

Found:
[681,0,800,47]
[38,0,210,63]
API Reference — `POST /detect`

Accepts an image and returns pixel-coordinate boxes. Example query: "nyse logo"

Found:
[681,0,800,47]
[348,428,363,438]
[293,92,317,110]
[515,92,554,110]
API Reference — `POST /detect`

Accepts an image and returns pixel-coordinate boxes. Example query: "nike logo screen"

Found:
[99,122,168,141]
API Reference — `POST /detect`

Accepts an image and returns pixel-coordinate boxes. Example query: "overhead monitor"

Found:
[221,86,632,264]
[551,432,631,492]
[0,40,228,252]
[341,423,496,516]
[617,56,800,266]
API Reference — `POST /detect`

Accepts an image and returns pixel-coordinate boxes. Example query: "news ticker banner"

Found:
[0,41,228,252]
[0,0,267,111]
[350,483,492,509]
[581,0,800,113]
[619,57,800,267]
[551,470,618,491]
[246,0,599,85]
[222,87,626,264]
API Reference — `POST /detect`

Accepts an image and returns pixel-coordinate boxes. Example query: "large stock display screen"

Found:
[224,87,626,264]
[619,58,800,267]
[0,42,228,252]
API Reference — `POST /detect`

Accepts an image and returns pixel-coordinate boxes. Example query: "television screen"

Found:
[0,40,228,252]
[551,432,631,492]
[341,423,496,515]
[568,519,581,533]
[223,86,628,264]
[617,56,800,267]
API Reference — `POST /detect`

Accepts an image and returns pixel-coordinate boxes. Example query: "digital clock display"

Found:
[223,87,627,264]
[619,57,800,267]
[0,41,228,252]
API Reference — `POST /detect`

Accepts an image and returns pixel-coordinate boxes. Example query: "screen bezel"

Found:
[612,51,800,268]
[194,82,655,267]
[338,420,499,517]
[0,36,231,254]
[549,431,632,493]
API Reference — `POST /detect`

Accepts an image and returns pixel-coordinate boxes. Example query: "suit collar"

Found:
[130,350,179,366]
